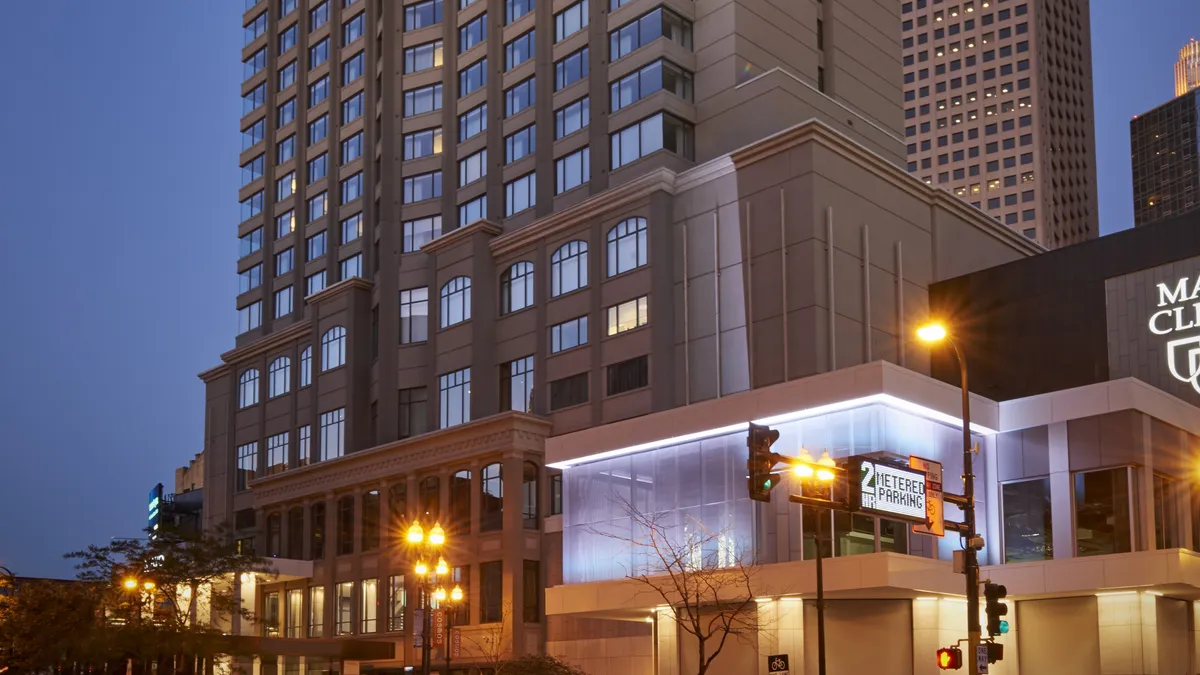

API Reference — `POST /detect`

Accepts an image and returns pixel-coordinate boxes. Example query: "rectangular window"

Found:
[505,77,535,116]
[607,355,648,395]
[460,195,487,226]
[480,561,502,623]
[550,316,588,353]
[399,387,429,439]
[341,212,363,244]
[606,295,648,335]
[403,216,443,253]
[309,38,329,68]
[239,264,263,292]
[439,368,471,428]
[280,0,297,17]
[241,191,264,221]
[336,581,354,635]
[308,191,328,221]
[277,134,295,163]
[342,92,365,124]
[308,76,330,108]
[459,149,487,186]
[403,171,443,204]
[550,473,563,515]
[343,51,365,83]
[460,14,487,53]
[505,172,536,216]
[242,119,266,150]
[320,408,345,460]
[244,83,266,115]
[309,114,329,144]
[244,47,267,79]
[459,103,487,140]
[276,247,294,276]
[405,0,443,30]
[456,58,484,96]
[554,97,589,139]
[279,60,297,90]
[1074,467,1132,557]
[1002,478,1052,562]
[610,59,693,112]
[286,588,304,638]
[555,146,590,194]
[405,40,444,73]
[238,301,263,334]
[340,172,363,204]
[236,442,257,491]
[343,12,365,43]
[555,0,588,42]
[359,577,378,633]
[277,172,296,200]
[609,7,691,61]
[308,585,325,637]
[240,227,263,257]
[340,253,363,280]
[400,287,429,343]
[505,125,536,164]
[549,372,588,410]
[1154,474,1177,550]
[554,47,589,91]
[611,112,693,168]
[267,433,289,475]
[241,155,264,186]
[298,424,311,464]
[405,84,443,117]
[307,231,327,260]
[275,286,293,318]
[308,153,328,183]
[388,575,407,631]
[505,30,536,71]
[506,0,534,23]
[341,132,364,164]
[245,11,267,45]
[501,356,535,413]
[310,1,329,30]
[523,560,540,623]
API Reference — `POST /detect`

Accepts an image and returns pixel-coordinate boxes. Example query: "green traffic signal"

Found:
[998,620,1009,634]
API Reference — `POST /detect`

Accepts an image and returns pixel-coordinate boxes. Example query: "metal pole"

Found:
[422,582,432,675]
[815,507,827,675]
[444,607,453,675]
[951,339,981,675]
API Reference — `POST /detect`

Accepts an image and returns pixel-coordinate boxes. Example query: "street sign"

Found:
[433,609,446,647]
[451,627,462,658]
[413,609,424,647]
[910,456,945,537]
[977,644,989,674]
[768,654,790,674]
[854,458,928,523]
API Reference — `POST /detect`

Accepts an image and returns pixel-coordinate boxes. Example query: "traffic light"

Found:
[986,642,1005,664]
[936,646,962,670]
[746,423,783,502]
[984,582,1009,636]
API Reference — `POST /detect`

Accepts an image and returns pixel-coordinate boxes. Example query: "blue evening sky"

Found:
[0,2,1196,578]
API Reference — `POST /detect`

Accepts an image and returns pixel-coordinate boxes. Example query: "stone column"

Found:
[502,453,527,656]
[323,492,337,635]
[1047,422,1075,560]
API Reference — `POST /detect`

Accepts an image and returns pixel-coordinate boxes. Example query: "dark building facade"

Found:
[929,211,1200,402]
[1131,89,1200,228]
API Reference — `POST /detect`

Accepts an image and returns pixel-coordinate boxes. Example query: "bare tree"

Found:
[465,601,511,674]
[594,497,765,675]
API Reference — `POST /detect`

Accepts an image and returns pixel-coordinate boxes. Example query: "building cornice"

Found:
[423,219,503,254]
[489,168,677,257]
[998,377,1200,435]
[305,276,373,305]
[249,412,553,506]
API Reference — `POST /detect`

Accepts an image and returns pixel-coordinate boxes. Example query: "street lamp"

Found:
[917,321,982,675]
[441,584,465,675]
[792,448,838,675]
[406,520,452,675]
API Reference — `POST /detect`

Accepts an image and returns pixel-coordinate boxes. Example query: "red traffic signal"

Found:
[936,647,962,670]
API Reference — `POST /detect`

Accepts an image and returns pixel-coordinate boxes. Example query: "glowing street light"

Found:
[123,578,138,590]
[406,521,425,544]
[916,323,948,343]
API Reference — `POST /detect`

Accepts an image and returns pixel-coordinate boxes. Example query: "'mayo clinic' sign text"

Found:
[1148,277,1200,394]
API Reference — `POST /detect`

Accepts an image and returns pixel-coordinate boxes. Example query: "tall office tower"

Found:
[900,0,1099,248]
[1130,89,1200,227]
[1176,37,1200,97]
[204,0,1038,665]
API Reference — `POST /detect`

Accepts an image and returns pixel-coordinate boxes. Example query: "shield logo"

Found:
[1165,334,1200,394]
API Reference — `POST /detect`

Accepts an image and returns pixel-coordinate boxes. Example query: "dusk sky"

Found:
[0,1,1197,578]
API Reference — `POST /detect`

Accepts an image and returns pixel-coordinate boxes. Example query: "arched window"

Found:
[388,482,407,529]
[419,476,440,520]
[287,507,304,559]
[550,241,588,297]
[238,369,260,408]
[500,262,534,314]
[266,512,282,558]
[299,346,312,387]
[310,502,326,560]
[268,356,291,397]
[440,277,472,327]
[361,490,380,552]
[522,461,539,529]
[337,495,354,556]
[481,462,503,532]
[606,217,648,277]
[321,326,346,370]
[451,470,472,533]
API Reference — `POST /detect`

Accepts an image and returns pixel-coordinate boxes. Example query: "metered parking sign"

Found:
[854,457,928,523]
[768,654,790,674]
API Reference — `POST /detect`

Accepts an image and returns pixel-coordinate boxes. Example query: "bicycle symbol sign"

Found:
[768,654,790,673]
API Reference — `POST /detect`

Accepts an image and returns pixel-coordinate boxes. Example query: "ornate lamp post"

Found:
[406,520,454,675]
[442,584,464,675]
[792,448,838,675]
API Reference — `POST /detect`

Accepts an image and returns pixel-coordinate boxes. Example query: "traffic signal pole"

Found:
[949,339,982,675]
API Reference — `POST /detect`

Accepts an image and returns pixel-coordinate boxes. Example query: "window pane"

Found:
[1074,468,1131,557]
[1002,478,1052,562]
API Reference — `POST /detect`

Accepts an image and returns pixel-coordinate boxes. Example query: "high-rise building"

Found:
[1176,37,1200,97]
[900,0,1100,248]
[203,0,1040,668]
[1130,89,1200,227]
